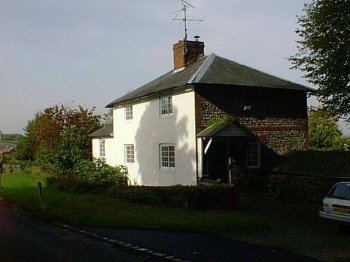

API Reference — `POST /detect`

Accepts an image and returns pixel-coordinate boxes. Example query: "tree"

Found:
[290,0,350,120]
[17,104,103,167]
[308,108,344,150]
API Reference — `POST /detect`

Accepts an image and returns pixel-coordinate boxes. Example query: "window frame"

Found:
[247,142,261,169]
[159,144,175,170]
[99,139,105,157]
[160,96,173,116]
[124,144,135,164]
[125,105,133,121]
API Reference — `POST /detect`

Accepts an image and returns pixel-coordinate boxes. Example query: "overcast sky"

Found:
[0,0,348,135]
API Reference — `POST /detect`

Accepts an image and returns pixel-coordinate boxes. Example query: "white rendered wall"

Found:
[91,138,114,161]
[104,91,197,186]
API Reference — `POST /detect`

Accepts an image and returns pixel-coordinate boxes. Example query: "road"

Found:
[0,198,151,262]
[0,197,320,262]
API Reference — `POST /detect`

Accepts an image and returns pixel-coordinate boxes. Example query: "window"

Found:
[160,96,173,116]
[99,139,105,157]
[125,144,135,163]
[327,183,350,200]
[125,105,133,120]
[247,142,261,168]
[160,144,175,169]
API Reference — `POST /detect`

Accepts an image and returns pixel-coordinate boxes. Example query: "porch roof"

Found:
[197,122,247,138]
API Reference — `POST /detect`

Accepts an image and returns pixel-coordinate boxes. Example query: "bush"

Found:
[107,185,239,209]
[268,174,342,205]
[46,159,128,193]
[46,175,239,209]
[46,175,116,194]
[73,158,128,186]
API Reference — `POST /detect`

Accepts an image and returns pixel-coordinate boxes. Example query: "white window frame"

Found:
[160,144,175,170]
[247,142,261,168]
[124,144,135,164]
[160,96,173,116]
[125,105,133,121]
[99,139,105,157]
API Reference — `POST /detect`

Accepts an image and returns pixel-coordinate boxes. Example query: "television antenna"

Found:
[171,0,204,41]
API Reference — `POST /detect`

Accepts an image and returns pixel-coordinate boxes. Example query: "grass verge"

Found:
[0,171,270,235]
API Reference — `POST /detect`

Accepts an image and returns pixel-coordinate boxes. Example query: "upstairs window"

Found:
[125,144,135,163]
[160,144,175,169]
[125,105,133,120]
[160,96,173,116]
[99,139,105,157]
[247,142,261,168]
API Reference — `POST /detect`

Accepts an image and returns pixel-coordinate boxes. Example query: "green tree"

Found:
[290,0,350,120]
[308,108,344,150]
[17,104,102,167]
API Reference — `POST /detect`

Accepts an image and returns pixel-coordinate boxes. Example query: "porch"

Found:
[197,122,261,185]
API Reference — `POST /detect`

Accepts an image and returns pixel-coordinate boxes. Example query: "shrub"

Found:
[107,185,239,209]
[73,158,128,186]
[46,175,239,209]
[268,174,342,205]
[46,175,116,194]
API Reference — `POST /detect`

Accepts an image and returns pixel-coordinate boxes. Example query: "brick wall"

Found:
[195,84,308,155]
[173,40,205,70]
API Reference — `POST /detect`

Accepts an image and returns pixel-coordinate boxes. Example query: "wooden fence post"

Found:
[37,182,46,210]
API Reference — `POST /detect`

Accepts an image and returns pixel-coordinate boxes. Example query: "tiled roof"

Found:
[197,121,248,138]
[106,57,206,107]
[89,124,113,138]
[107,54,314,107]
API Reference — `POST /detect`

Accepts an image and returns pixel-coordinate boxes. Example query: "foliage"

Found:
[1,172,268,233]
[290,0,350,120]
[0,133,24,142]
[107,185,239,209]
[73,158,128,185]
[46,176,117,194]
[47,161,128,193]
[209,115,235,129]
[1,150,30,173]
[308,108,345,150]
[16,104,102,169]
[268,174,342,205]
[47,173,239,209]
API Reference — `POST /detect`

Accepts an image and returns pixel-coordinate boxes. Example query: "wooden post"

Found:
[37,182,46,210]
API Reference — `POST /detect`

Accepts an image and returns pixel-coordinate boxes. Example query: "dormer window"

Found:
[125,105,133,120]
[160,96,173,116]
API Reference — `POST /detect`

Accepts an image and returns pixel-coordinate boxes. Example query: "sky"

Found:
[0,0,348,135]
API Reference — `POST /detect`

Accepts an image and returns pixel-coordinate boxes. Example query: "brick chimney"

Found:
[173,39,205,70]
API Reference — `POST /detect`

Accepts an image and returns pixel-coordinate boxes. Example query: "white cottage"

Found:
[90,39,312,186]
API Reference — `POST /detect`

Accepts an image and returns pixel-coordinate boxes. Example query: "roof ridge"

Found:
[188,53,217,84]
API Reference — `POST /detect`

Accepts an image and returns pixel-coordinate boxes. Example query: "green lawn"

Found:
[0,140,18,144]
[0,172,269,235]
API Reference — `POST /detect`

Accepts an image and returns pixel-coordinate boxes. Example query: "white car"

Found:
[319,182,350,224]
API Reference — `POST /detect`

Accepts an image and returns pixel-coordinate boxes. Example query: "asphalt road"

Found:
[81,227,320,262]
[0,197,320,262]
[0,198,151,262]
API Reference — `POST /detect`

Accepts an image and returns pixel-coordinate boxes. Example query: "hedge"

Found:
[268,173,347,205]
[46,176,239,209]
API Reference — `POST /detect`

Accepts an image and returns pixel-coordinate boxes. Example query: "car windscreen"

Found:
[327,183,350,200]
